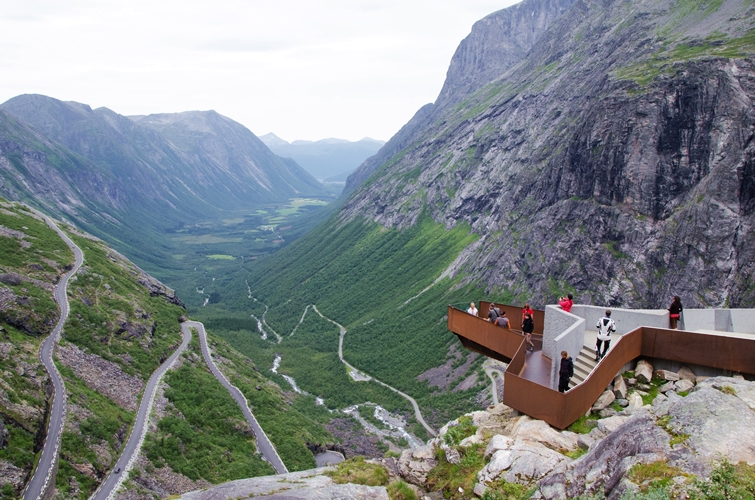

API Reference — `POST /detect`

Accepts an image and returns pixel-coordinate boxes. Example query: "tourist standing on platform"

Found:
[667,296,683,329]
[467,302,478,316]
[495,311,510,329]
[522,313,535,352]
[522,302,534,324]
[559,351,573,392]
[558,294,574,313]
[488,303,499,323]
[596,310,616,360]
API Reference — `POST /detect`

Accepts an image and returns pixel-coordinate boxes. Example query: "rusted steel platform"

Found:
[448,304,755,429]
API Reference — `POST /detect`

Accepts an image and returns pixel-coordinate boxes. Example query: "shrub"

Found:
[387,480,419,500]
[326,456,389,486]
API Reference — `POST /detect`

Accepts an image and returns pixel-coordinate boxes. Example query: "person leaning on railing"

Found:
[495,310,510,329]
[467,302,478,316]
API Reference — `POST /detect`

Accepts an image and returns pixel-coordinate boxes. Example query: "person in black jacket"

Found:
[668,296,683,329]
[522,313,535,352]
[558,351,573,393]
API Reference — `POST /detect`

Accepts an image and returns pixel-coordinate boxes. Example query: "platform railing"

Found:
[448,304,755,429]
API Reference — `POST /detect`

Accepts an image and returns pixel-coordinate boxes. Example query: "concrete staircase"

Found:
[569,345,600,389]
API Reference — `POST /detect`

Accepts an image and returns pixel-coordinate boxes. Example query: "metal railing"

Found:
[448,304,755,429]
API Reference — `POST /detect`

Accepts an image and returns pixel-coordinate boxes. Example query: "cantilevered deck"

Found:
[448,304,755,429]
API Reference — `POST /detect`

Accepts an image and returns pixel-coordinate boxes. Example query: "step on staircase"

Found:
[569,345,600,389]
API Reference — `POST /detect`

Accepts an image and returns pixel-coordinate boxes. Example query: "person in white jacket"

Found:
[596,310,616,360]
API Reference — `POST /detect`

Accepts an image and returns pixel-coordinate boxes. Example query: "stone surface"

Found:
[628,393,644,409]
[654,370,680,382]
[592,391,616,411]
[398,445,437,485]
[696,376,755,411]
[677,366,697,384]
[674,379,695,393]
[445,448,461,465]
[659,381,676,393]
[511,417,579,451]
[478,440,571,485]
[177,467,389,499]
[613,375,627,400]
[485,434,515,458]
[635,361,653,384]
[537,414,671,499]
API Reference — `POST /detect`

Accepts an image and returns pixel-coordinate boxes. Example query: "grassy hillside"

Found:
[198,212,508,428]
[0,200,74,498]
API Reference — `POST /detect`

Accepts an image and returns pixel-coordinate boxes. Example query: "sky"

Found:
[0,0,520,142]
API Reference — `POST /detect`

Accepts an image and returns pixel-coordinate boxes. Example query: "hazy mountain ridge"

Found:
[341,0,755,308]
[260,133,385,181]
[0,95,327,264]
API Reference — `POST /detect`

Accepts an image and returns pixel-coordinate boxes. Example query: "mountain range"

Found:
[0,96,328,270]
[1,0,755,497]
[259,133,385,183]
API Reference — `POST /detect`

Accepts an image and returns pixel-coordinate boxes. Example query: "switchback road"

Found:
[89,320,191,500]
[24,214,83,500]
[189,321,288,474]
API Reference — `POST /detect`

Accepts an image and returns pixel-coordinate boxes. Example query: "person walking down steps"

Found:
[596,310,616,360]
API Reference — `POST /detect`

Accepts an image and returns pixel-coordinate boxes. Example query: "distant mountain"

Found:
[0,95,327,265]
[260,133,385,181]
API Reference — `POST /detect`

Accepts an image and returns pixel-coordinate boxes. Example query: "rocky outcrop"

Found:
[176,467,388,500]
[340,0,755,308]
[57,343,144,411]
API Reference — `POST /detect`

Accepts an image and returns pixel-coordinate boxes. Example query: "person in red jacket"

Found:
[558,293,574,313]
[521,302,534,324]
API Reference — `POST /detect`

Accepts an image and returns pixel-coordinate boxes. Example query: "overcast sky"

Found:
[0,0,520,142]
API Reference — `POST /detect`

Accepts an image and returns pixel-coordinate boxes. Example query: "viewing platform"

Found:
[448,302,755,429]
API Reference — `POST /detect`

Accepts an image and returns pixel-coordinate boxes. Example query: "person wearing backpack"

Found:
[487,303,499,323]
[595,310,616,360]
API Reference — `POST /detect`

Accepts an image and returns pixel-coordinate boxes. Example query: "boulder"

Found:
[613,375,627,400]
[659,381,676,393]
[652,393,668,405]
[637,384,651,391]
[635,360,654,383]
[661,386,755,467]
[674,379,695,393]
[628,392,644,409]
[596,415,630,435]
[511,417,579,452]
[626,378,637,386]
[616,399,629,408]
[677,366,696,383]
[696,376,755,411]
[473,482,488,497]
[655,370,680,382]
[598,408,617,418]
[478,440,571,485]
[459,434,484,447]
[485,434,514,458]
[445,448,461,465]
[537,414,671,499]
[577,434,596,450]
[398,445,437,485]
[592,391,616,411]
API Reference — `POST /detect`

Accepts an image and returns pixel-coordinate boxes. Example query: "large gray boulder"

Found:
[478,439,571,485]
[696,376,755,411]
[613,375,627,400]
[635,360,653,384]
[537,413,671,499]
[592,390,616,411]
[397,445,437,485]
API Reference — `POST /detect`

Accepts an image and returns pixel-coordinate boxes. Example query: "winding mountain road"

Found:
[90,320,192,500]
[188,321,288,474]
[24,214,84,500]
[312,306,437,437]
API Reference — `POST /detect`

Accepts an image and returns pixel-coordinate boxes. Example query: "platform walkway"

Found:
[448,304,755,429]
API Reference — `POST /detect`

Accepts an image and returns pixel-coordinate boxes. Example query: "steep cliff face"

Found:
[342,0,755,308]
[344,0,576,194]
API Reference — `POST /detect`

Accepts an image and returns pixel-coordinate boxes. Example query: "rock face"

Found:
[340,0,755,308]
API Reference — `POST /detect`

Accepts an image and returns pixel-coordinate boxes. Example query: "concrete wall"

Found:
[543,305,585,390]
[676,309,755,334]
[543,305,583,358]
[570,305,668,334]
